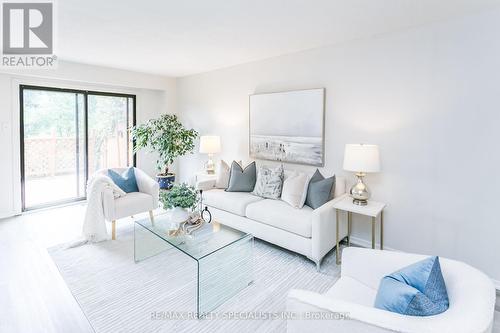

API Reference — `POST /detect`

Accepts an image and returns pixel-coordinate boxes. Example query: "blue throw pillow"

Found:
[374,256,449,316]
[108,167,139,193]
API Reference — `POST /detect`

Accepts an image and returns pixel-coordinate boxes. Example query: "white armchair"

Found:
[96,167,159,240]
[287,247,496,333]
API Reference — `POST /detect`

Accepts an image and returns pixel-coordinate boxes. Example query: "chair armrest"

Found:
[341,247,429,290]
[310,194,349,262]
[102,188,115,221]
[287,289,426,333]
[134,168,160,208]
[196,179,216,191]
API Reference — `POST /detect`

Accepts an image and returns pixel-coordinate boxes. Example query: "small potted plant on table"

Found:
[160,183,198,223]
[131,114,198,189]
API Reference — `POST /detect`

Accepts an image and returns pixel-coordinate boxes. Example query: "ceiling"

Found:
[58,0,500,77]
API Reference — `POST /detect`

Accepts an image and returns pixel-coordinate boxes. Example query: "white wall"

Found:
[0,61,176,218]
[177,9,500,283]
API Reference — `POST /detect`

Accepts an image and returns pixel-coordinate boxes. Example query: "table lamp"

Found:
[199,136,221,174]
[343,144,380,206]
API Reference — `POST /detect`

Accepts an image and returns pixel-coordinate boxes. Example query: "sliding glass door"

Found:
[21,89,85,209]
[20,85,135,211]
[87,94,134,175]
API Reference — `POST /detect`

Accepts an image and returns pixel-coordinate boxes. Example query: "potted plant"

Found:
[131,114,198,189]
[160,183,198,223]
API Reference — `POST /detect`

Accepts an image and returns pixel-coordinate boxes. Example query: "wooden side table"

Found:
[333,196,386,264]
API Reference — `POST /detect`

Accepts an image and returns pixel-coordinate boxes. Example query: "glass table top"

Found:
[135,211,250,261]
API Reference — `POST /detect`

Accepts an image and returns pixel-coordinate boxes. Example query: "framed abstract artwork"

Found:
[249,88,325,166]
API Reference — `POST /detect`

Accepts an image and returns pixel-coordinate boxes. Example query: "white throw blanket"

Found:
[82,175,126,243]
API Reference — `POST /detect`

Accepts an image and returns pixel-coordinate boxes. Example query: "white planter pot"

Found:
[171,207,189,224]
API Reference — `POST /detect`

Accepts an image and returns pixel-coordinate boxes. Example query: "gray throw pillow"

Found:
[252,165,284,199]
[226,161,257,192]
[305,170,336,209]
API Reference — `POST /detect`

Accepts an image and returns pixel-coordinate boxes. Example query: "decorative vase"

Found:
[171,206,189,224]
[157,173,175,190]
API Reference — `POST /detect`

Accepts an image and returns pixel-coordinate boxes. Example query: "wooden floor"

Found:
[0,203,499,333]
[0,204,95,333]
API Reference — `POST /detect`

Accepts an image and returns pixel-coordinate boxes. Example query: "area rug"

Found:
[48,225,341,333]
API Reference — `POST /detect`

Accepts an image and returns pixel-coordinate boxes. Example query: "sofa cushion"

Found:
[203,189,263,216]
[326,276,377,307]
[245,199,313,237]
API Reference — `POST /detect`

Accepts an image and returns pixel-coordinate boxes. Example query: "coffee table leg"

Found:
[134,222,174,262]
[197,235,253,317]
[197,261,200,318]
[336,209,340,265]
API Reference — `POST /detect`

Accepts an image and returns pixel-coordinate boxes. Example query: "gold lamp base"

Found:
[350,172,370,206]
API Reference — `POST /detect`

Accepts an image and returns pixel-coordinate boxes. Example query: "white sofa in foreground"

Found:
[197,176,348,269]
[287,247,496,333]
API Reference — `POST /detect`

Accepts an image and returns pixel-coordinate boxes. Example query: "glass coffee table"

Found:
[134,212,254,318]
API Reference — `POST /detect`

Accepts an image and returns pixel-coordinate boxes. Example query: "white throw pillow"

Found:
[281,171,310,208]
[215,160,241,189]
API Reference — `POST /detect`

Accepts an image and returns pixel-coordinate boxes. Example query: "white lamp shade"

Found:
[343,144,380,173]
[199,136,221,154]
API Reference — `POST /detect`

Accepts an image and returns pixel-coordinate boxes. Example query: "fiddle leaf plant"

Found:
[131,114,198,175]
[160,183,198,210]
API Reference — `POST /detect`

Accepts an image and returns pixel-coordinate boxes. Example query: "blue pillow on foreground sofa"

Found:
[374,256,449,316]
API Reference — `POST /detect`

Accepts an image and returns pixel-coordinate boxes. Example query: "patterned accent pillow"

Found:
[252,165,284,199]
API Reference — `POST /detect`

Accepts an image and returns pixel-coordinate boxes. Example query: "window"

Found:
[20,85,136,210]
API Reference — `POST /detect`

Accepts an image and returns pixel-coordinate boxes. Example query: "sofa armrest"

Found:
[310,194,349,262]
[287,289,426,333]
[196,179,216,191]
[134,168,160,208]
[334,176,346,198]
[102,188,115,221]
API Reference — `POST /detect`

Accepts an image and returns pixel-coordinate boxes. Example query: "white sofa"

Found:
[197,176,348,269]
[287,247,496,333]
[96,167,159,239]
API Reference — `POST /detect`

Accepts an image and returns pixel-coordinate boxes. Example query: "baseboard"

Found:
[348,236,500,292]
[348,236,397,252]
